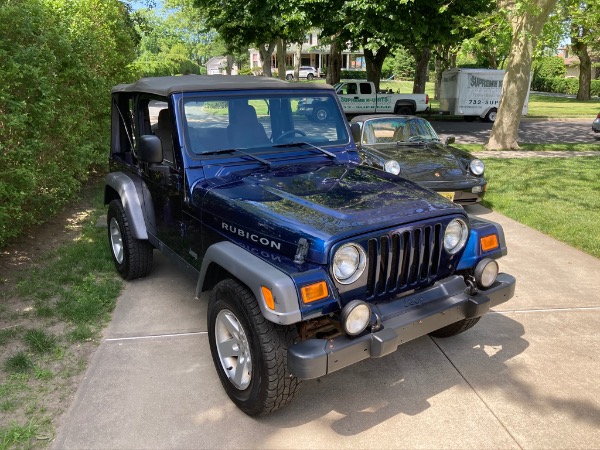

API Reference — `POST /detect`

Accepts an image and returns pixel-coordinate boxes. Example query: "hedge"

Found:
[532,76,600,96]
[0,0,138,247]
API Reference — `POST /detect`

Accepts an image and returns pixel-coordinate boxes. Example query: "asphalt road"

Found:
[52,206,600,449]
[429,119,598,144]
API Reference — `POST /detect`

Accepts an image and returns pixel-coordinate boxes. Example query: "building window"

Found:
[349,54,365,70]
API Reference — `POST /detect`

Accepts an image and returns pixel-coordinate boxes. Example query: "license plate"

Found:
[439,191,455,201]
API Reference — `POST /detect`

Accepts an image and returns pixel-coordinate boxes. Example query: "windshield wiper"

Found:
[200,148,271,166]
[273,141,336,159]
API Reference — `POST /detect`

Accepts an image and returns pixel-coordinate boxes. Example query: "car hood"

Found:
[197,162,464,264]
[363,143,471,181]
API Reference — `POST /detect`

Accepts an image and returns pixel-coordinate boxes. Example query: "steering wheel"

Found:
[275,129,307,143]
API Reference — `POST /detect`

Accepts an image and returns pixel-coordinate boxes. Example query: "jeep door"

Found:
[136,97,186,255]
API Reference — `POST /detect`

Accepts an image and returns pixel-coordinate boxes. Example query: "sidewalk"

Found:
[52,206,600,449]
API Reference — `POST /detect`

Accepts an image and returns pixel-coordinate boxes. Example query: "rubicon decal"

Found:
[221,222,282,250]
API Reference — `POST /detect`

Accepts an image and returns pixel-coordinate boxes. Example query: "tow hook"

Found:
[465,276,479,296]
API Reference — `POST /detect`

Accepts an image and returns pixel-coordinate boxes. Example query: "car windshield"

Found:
[181,93,348,155]
[361,117,441,145]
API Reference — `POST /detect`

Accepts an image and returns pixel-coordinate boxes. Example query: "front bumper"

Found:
[288,273,515,379]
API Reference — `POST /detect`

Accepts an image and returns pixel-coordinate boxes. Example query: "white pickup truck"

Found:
[335,80,429,116]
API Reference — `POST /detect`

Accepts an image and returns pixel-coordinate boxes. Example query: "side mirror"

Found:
[139,135,163,163]
[350,123,362,145]
[444,135,456,146]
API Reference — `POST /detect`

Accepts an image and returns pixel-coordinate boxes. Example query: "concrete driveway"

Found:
[52,206,600,449]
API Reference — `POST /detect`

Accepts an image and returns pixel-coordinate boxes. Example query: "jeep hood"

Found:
[198,163,464,264]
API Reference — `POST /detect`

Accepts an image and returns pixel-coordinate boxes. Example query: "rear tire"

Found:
[429,317,481,338]
[396,106,413,115]
[485,108,497,123]
[285,74,293,81]
[208,279,301,416]
[307,73,314,80]
[107,199,153,280]
[312,105,329,122]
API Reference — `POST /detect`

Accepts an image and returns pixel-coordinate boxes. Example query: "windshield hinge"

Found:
[294,238,309,265]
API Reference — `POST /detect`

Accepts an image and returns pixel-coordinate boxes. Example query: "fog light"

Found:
[340,300,371,336]
[474,258,499,289]
[472,186,483,193]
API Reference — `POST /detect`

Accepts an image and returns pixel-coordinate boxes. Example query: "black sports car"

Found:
[350,115,487,204]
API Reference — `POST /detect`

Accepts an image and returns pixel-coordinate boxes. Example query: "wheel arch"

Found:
[105,172,152,240]
[197,241,302,325]
[394,100,416,114]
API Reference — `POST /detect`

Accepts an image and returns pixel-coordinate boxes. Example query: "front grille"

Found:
[366,224,443,300]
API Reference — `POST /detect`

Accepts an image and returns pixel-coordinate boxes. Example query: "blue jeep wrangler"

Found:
[105,76,515,416]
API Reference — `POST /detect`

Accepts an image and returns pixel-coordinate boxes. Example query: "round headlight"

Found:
[341,300,371,336]
[384,160,401,175]
[444,219,468,254]
[474,258,499,288]
[333,243,367,284]
[469,159,485,176]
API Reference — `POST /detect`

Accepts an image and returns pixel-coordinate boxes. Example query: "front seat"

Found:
[154,109,174,164]
[228,104,270,148]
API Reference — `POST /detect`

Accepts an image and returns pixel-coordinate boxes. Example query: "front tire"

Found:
[285,74,293,81]
[307,73,314,80]
[107,199,153,280]
[429,317,481,338]
[208,279,301,416]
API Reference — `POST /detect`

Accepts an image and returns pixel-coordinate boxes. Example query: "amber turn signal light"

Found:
[301,281,328,304]
[480,234,499,252]
[261,286,275,310]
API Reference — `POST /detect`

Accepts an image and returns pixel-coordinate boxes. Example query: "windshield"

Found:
[362,117,440,144]
[181,93,348,155]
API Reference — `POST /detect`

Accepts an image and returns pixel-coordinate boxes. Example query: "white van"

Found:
[440,68,530,122]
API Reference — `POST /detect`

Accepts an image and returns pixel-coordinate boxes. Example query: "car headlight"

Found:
[474,258,499,289]
[469,159,485,176]
[340,300,371,336]
[332,243,367,284]
[384,160,401,175]
[444,219,468,254]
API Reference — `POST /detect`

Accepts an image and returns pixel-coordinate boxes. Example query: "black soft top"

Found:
[112,75,333,96]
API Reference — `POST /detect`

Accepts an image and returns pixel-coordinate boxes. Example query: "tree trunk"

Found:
[225,55,233,75]
[364,45,389,93]
[572,26,591,101]
[434,45,444,100]
[277,38,287,80]
[411,47,431,94]
[326,37,342,85]
[294,42,302,80]
[486,51,498,69]
[486,0,558,150]
[258,42,276,77]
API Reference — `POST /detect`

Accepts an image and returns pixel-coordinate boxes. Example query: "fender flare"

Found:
[197,241,302,325]
[105,172,152,240]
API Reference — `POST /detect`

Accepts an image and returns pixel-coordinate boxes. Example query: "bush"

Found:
[532,57,568,92]
[340,70,367,79]
[0,0,138,247]
[531,76,600,96]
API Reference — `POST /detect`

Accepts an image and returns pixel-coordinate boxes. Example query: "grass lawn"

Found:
[527,94,600,118]
[0,184,123,448]
[482,157,600,258]
[454,143,600,153]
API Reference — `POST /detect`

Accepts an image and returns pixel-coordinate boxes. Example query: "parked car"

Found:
[286,66,319,80]
[106,76,514,416]
[593,112,600,134]
[350,114,487,204]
